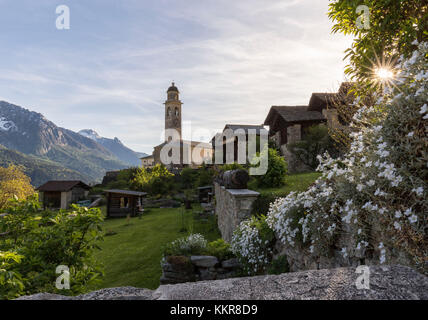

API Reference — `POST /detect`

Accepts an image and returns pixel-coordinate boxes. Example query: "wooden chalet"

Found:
[37,180,91,210]
[105,189,148,218]
[264,106,326,146]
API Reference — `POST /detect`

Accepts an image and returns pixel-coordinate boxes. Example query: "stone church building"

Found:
[152,83,212,169]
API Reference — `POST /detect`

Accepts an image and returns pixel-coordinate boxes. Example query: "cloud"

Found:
[0,0,353,153]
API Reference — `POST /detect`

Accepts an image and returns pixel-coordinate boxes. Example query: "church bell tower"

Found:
[164,82,182,142]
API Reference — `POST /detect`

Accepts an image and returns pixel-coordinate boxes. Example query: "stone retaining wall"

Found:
[17,265,428,300]
[214,182,259,242]
[160,255,241,284]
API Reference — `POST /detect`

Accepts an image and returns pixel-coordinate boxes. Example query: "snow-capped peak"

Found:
[78,129,101,141]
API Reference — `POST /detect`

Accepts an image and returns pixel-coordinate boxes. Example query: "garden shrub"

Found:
[232,43,427,275]
[132,164,175,195]
[253,148,287,188]
[231,215,275,275]
[288,124,340,170]
[266,43,428,272]
[163,233,208,257]
[251,192,282,216]
[0,196,104,299]
[267,255,289,275]
[205,239,234,261]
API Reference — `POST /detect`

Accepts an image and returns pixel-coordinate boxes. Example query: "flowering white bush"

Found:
[231,216,274,275]
[239,43,427,273]
[163,233,208,256]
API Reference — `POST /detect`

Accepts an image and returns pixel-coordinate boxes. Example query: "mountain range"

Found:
[0,101,148,186]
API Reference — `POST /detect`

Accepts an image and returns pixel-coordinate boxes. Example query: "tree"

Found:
[328,0,427,92]
[0,197,104,298]
[0,165,34,209]
[132,164,175,196]
[288,124,340,170]
[254,148,287,188]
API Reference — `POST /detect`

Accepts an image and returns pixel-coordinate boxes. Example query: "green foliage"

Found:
[219,163,246,172]
[195,165,215,188]
[253,148,287,188]
[89,205,221,290]
[132,164,175,195]
[0,197,104,299]
[0,165,35,209]
[231,215,275,275]
[267,255,289,275]
[163,233,208,257]
[0,251,25,299]
[0,145,89,187]
[328,0,427,92]
[180,167,199,189]
[205,239,234,261]
[288,125,340,170]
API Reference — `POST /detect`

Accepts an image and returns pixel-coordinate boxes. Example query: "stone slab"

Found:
[16,265,428,300]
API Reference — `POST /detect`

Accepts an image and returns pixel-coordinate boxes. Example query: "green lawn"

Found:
[89,206,220,291]
[250,171,322,196]
[88,172,320,291]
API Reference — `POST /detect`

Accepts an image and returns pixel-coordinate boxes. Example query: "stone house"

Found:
[140,154,155,168]
[37,180,91,210]
[211,124,267,164]
[264,82,353,171]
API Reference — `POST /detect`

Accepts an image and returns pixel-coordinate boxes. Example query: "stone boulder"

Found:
[190,256,219,268]
[16,265,428,300]
[153,265,428,300]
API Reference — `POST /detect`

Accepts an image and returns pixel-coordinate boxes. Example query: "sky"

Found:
[0,0,353,154]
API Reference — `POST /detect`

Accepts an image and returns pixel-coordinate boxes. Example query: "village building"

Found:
[211,124,267,164]
[264,82,353,155]
[105,189,147,218]
[140,154,155,168]
[151,83,213,169]
[37,180,91,210]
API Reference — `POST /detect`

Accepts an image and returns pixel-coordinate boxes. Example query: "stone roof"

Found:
[154,140,212,149]
[37,180,90,192]
[308,82,355,112]
[104,189,148,197]
[223,124,267,134]
[140,154,154,160]
[264,106,325,125]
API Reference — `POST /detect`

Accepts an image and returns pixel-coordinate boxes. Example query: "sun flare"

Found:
[375,67,394,81]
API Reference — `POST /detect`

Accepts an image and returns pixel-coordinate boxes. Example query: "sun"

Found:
[375,67,394,81]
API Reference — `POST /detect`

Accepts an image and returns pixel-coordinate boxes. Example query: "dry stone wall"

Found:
[160,255,241,284]
[214,182,259,242]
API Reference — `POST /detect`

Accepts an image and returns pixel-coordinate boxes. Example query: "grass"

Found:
[88,172,320,291]
[249,171,322,196]
[89,205,220,291]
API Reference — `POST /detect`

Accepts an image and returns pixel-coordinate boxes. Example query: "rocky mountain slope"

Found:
[0,144,88,186]
[0,101,141,184]
[78,129,147,166]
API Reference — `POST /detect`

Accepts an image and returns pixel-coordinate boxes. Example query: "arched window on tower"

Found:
[167,107,171,116]
[175,108,179,116]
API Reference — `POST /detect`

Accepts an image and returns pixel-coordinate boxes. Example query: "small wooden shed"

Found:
[37,180,91,210]
[197,186,213,203]
[105,189,148,218]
